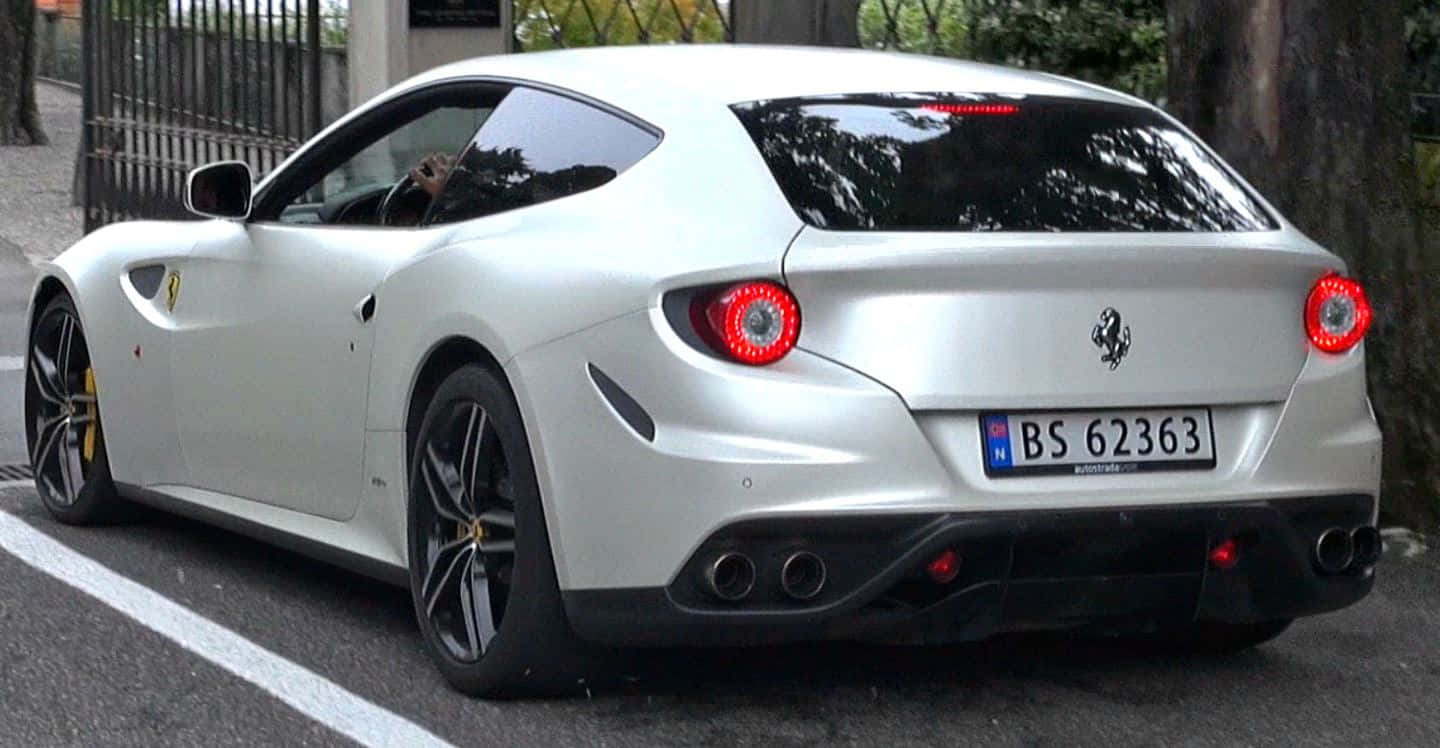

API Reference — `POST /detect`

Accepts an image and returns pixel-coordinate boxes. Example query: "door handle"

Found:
[354,294,376,324]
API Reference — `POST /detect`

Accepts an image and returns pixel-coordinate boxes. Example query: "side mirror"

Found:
[186,161,253,220]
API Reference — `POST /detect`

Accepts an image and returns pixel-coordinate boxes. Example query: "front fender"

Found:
[33,220,207,485]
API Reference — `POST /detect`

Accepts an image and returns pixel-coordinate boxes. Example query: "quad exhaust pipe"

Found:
[703,550,828,603]
[705,552,756,602]
[1314,526,1382,575]
[1350,526,1382,567]
[780,551,827,601]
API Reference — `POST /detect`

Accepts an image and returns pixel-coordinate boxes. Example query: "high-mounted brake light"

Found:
[699,281,801,365]
[919,102,1019,116]
[1304,273,1372,353]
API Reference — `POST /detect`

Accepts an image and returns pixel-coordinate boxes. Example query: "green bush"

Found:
[859,0,1168,102]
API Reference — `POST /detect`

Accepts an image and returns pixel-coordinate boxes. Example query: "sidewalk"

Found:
[0,82,83,266]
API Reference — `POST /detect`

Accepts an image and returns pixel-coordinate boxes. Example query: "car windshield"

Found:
[731,94,1278,232]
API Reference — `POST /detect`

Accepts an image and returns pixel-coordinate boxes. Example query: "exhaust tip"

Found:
[1350,526,1382,568]
[780,551,827,601]
[705,552,756,602]
[1314,527,1355,574]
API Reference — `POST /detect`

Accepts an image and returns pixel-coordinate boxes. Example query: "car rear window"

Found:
[731,94,1278,232]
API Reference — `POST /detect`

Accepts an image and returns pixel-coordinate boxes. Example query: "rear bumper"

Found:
[509,308,1380,595]
[563,494,1376,647]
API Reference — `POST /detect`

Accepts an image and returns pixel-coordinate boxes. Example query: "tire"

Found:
[407,364,595,697]
[24,294,127,525]
[1149,618,1293,655]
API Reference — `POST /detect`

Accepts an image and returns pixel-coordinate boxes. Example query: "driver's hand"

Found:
[410,152,455,198]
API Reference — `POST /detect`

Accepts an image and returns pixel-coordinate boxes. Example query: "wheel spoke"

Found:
[28,347,66,407]
[476,508,515,529]
[461,555,497,656]
[56,315,75,394]
[422,443,471,523]
[459,405,486,514]
[58,425,82,501]
[423,542,473,620]
[30,413,68,473]
[478,538,514,555]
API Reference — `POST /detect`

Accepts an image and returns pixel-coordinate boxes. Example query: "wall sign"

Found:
[410,0,501,28]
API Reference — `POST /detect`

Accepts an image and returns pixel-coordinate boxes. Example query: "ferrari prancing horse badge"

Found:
[165,271,181,312]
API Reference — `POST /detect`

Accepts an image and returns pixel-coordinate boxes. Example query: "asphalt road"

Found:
[1,240,1439,747]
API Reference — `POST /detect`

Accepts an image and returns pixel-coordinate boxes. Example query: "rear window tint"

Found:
[731,94,1278,232]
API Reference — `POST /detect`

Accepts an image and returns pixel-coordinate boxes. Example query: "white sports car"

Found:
[26,46,1381,697]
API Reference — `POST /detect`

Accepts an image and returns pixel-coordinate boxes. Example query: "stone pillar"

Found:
[347,1,513,107]
[732,0,860,46]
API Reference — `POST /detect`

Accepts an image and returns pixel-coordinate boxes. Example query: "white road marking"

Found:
[0,355,24,371]
[0,511,456,748]
[0,480,32,489]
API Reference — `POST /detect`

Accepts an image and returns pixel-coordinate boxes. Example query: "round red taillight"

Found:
[1304,273,1372,353]
[701,281,801,365]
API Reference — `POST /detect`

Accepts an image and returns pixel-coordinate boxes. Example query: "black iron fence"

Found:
[512,0,732,50]
[82,0,331,232]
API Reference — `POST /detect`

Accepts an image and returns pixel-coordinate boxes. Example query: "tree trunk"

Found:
[733,0,860,46]
[1167,0,1440,528]
[0,0,48,145]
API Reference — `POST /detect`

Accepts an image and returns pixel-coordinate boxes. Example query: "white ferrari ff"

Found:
[26,45,1382,697]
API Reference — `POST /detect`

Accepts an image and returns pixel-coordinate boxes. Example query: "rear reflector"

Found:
[1208,538,1240,570]
[1304,273,1372,353]
[926,549,961,583]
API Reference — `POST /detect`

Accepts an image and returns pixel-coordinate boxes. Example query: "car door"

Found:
[169,81,502,520]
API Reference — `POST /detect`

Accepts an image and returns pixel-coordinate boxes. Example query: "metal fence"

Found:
[512,0,732,50]
[858,0,966,55]
[82,0,330,232]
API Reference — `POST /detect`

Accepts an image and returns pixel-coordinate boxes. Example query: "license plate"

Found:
[981,408,1216,477]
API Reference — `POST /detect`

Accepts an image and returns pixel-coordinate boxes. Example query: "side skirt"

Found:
[116,483,410,588]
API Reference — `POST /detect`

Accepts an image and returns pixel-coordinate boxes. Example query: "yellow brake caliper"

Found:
[82,367,97,463]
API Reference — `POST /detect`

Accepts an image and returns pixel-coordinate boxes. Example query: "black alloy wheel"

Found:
[412,398,517,663]
[25,294,123,523]
[407,364,594,697]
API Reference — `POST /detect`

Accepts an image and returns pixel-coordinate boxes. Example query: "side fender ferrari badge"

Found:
[1090,307,1131,370]
[165,271,181,312]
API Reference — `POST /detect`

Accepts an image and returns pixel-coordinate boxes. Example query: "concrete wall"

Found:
[348,2,512,109]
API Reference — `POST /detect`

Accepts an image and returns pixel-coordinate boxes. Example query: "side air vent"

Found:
[128,265,167,299]
[587,364,655,442]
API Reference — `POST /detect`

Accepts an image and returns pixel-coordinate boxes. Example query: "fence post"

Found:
[79,2,95,228]
[732,0,859,46]
[307,0,322,137]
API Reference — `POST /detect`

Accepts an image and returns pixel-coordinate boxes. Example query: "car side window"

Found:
[425,87,660,226]
[276,105,493,227]
[247,82,509,227]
